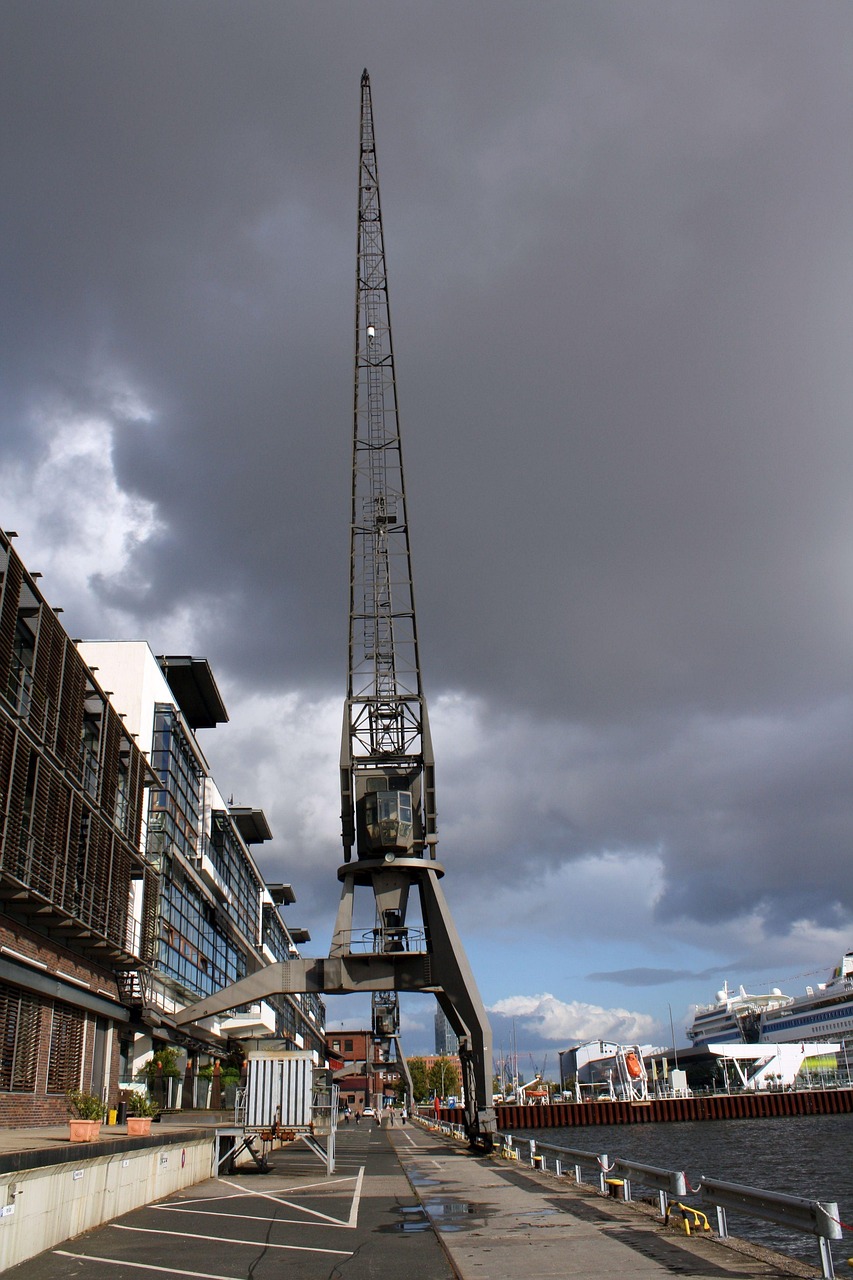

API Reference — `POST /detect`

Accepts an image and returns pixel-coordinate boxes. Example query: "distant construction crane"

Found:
[175,70,496,1150]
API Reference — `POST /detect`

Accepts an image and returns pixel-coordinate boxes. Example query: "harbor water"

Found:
[506,1113,853,1267]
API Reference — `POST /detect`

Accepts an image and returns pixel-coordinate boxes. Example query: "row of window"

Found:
[0,982,83,1094]
[159,871,246,999]
[146,702,326,1053]
[149,708,203,862]
[209,811,261,944]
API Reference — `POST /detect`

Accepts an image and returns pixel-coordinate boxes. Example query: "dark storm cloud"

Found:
[3,1,852,966]
[588,969,705,988]
[588,966,741,988]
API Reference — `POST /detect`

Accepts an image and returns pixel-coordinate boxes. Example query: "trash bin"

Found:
[117,1100,127,1124]
[107,1108,118,1126]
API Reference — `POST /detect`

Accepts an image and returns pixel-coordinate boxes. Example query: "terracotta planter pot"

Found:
[68,1119,102,1142]
[126,1116,152,1136]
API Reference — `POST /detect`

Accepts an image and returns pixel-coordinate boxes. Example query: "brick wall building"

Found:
[0,532,151,1124]
[326,1028,402,1111]
[0,532,325,1127]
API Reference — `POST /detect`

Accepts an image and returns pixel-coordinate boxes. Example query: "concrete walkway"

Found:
[393,1123,819,1279]
[1,1116,821,1278]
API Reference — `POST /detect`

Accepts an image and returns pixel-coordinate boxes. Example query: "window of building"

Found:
[159,872,247,1001]
[8,612,36,718]
[115,738,132,834]
[0,983,40,1092]
[79,681,106,801]
[46,1001,85,1094]
[344,1039,353,1053]
[149,706,202,862]
[332,1040,340,1051]
[209,811,262,947]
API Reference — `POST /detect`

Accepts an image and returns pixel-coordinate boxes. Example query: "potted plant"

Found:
[126,1091,159,1135]
[66,1089,107,1142]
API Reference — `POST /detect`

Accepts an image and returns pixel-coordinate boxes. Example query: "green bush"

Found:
[137,1046,182,1083]
[127,1092,160,1117]
[66,1090,107,1120]
[197,1063,241,1085]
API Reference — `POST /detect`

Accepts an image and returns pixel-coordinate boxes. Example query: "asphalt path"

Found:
[9,1121,455,1280]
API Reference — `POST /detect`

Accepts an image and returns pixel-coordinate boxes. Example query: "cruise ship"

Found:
[687,951,853,1048]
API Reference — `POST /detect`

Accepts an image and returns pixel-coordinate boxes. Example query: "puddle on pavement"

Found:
[423,1198,490,1233]
[381,1198,490,1235]
[381,1207,433,1234]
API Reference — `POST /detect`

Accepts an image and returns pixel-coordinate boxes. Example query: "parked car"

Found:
[362,1106,375,1116]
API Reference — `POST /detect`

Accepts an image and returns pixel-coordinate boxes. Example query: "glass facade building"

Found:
[76,642,326,1070]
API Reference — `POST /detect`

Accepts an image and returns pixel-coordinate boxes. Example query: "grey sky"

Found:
[2,1,851,1052]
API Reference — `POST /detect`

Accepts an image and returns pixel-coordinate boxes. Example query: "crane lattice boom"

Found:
[342,69,436,862]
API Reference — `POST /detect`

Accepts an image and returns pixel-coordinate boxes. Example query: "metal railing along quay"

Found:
[413,1117,847,1278]
[501,1133,845,1280]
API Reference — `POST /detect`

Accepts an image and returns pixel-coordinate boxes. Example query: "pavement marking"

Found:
[109,1224,352,1255]
[398,1130,418,1147]
[162,1171,358,1208]
[153,1205,353,1230]
[159,1193,244,1208]
[54,1252,253,1279]
[347,1165,365,1228]
[266,1173,360,1192]
[211,1171,365,1227]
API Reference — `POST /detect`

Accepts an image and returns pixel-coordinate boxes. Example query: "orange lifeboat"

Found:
[624,1052,642,1079]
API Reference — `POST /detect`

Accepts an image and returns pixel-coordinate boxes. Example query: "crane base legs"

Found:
[173,866,496,1149]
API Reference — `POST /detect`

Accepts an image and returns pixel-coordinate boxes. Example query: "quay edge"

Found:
[433,1087,853,1128]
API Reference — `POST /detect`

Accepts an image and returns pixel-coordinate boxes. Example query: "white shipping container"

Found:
[244,1045,314,1129]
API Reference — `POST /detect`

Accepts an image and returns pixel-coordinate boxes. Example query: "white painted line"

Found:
[259,1173,359,1192]
[159,1173,356,1208]
[54,1252,246,1280]
[159,1193,244,1208]
[217,1177,354,1226]
[109,1224,351,1256]
[153,1205,351,1230]
[398,1130,418,1147]
[347,1165,365,1228]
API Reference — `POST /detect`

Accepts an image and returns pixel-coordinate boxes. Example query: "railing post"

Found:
[818,1236,835,1280]
[715,1205,728,1237]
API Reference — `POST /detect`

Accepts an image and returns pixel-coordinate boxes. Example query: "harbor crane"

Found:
[174,71,496,1149]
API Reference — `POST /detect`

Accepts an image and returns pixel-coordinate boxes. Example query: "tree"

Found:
[407,1057,429,1103]
[428,1056,459,1099]
[136,1045,182,1084]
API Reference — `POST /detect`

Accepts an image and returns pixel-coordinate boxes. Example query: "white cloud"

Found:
[201,685,343,886]
[1,379,165,631]
[489,992,659,1046]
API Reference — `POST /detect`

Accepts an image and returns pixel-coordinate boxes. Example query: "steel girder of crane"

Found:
[175,71,496,1150]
